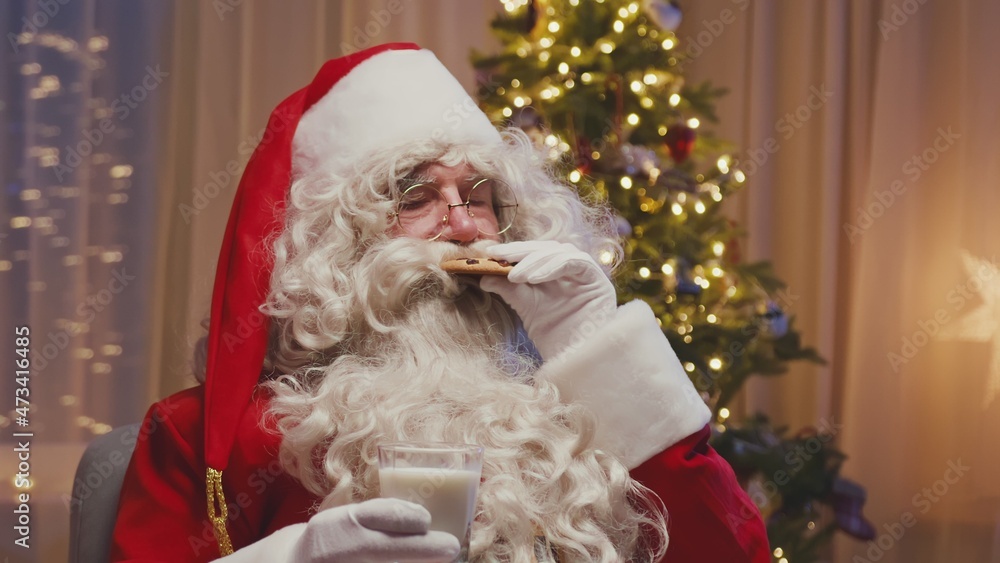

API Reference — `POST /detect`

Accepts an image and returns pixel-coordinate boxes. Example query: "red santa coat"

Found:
[111,302,770,562]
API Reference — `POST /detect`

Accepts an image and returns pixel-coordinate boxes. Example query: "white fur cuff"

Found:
[535,300,711,469]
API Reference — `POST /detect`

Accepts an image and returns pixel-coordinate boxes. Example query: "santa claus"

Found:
[111,43,769,562]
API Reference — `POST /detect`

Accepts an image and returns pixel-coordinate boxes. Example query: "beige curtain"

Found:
[147,0,1000,561]
[151,0,502,398]
[682,0,1000,561]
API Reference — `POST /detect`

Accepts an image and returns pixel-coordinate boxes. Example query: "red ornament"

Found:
[664,124,696,162]
[575,135,594,174]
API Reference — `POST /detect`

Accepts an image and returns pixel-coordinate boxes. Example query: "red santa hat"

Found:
[200,43,501,554]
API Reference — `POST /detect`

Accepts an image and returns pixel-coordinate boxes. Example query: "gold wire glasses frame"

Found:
[389,178,519,241]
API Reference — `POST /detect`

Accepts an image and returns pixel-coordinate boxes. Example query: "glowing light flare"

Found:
[620,176,633,189]
[639,267,651,278]
[687,117,701,128]
[709,358,723,370]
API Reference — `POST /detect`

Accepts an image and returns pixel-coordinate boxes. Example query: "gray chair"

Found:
[68,423,140,563]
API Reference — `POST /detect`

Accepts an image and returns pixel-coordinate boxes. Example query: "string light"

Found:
[570,46,581,57]
[687,117,701,128]
[502,107,512,117]
[630,80,642,92]
[684,362,695,372]
[617,7,629,17]
[709,358,723,370]
[639,267,651,278]
[671,203,683,215]
[717,157,730,173]
[661,38,675,50]
[568,169,582,183]
[712,241,725,256]
[694,201,706,214]
[661,263,674,275]
[558,62,569,74]
[581,72,593,83]
[613,20,625,33]
[718,407,730,420]
[626,113,639,125]
[669,93,681,106]
[539,51,551,62]
[734,170,746,182]
[539,37,554,48]
[547,21,560,32]
[620,176,633,189]
[707,314,718,323]
[599,41,615,54]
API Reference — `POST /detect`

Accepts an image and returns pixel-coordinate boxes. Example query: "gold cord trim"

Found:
[206,468,234,556]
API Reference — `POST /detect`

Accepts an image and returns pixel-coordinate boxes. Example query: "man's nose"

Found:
[441,203,480,243]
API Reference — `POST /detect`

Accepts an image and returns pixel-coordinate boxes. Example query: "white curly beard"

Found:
[265,237,662,562]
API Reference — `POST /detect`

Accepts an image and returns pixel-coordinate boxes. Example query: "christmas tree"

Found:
[473,1,873,560]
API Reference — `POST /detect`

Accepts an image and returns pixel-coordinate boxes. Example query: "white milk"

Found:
[379,467,481,541]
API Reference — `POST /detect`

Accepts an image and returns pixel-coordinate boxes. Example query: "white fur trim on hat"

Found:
[293,49,502,178]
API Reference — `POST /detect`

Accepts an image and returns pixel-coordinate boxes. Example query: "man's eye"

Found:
[399,187,438,211]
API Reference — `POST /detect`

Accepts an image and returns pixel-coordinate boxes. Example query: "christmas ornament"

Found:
[759,302,789,338]
[645,0,683,32]
[614,214,633,237]
[745,473,782,522]
[664,123,696,162]
[511,107,547,148]
[619,143,661,176]
[829,478,876,540]
[574,135,594,174]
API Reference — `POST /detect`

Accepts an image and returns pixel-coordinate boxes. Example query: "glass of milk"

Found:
[378,442,484,562]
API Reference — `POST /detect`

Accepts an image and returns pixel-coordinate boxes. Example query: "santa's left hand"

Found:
[480,240,617,360]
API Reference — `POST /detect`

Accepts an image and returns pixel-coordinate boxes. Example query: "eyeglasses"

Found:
[390,178,519,241]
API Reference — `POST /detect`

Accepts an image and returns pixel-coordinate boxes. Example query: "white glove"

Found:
[217,498,460,563]
[480,240,618,360]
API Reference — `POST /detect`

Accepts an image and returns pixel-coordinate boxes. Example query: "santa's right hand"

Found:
[217,497,460,562]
